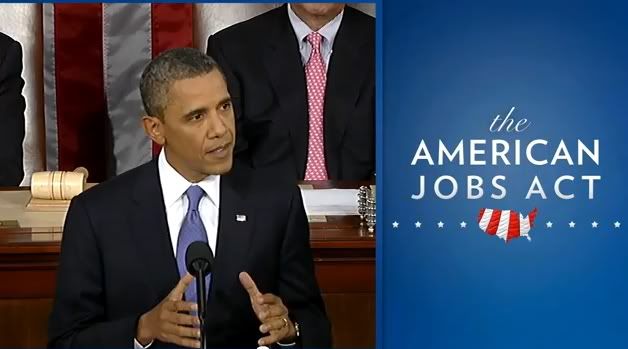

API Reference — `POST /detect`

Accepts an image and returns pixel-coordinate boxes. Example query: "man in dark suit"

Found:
[0,32,25,186]
[207,4,374,181]
[48,48,330,348]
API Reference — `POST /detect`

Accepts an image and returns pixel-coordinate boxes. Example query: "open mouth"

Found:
[207,143,231,156]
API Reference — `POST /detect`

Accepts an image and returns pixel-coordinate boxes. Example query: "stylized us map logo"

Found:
[477,208,537,242]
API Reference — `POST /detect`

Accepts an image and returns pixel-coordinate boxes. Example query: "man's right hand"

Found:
[136,273,201,348]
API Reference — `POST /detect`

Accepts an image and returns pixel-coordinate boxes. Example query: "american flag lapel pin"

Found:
[236,214,247,222]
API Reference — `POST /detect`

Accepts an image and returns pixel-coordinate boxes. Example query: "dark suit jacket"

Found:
[0,32,25,186]
[207,5,374,181]
[48,159,331,348]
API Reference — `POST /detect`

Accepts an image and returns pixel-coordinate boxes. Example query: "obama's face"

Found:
[143,69,235,182]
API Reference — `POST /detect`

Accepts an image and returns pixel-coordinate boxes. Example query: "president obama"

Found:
[48,48,331,348]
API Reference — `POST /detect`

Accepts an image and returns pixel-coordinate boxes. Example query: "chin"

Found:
[207,159,233,175]
[301,3,342,16]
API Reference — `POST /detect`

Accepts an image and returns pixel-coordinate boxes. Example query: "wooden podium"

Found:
[0,182,375,348]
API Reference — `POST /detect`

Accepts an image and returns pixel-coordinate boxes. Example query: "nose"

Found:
[205,112,227,139]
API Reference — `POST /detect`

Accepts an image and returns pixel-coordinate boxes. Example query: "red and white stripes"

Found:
[478,208,538,242]
[43,4,193,182]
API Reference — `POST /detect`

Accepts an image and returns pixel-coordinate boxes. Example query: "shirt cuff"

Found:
[134,338,154,349]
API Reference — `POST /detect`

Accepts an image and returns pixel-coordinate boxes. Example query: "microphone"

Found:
[185,241,214,349]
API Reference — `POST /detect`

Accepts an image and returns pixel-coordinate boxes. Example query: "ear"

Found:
[142,115,166,145]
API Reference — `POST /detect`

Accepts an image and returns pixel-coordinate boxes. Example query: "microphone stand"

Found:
[186,241,214,349]
[194,262,208,349]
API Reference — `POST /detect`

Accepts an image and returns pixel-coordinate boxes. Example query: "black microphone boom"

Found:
[185,241,214,349]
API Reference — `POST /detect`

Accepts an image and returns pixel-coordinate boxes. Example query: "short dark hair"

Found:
[139,47,222,118]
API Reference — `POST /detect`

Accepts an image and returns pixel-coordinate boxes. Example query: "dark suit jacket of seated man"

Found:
[48,48,331,349]
[0,32,26,186]
[207,4,374,181]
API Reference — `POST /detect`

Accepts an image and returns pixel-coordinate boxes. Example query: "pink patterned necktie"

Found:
[304,32,329,180]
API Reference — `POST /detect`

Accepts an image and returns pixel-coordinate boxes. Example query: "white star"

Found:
[392,221,399,229]
[460,221,467,228]
[437,221,444,229]
[568,221,576,228]
[546,221,553,228]
[415,221,422,228]
[614,221,621,228]
[592,221,599,228]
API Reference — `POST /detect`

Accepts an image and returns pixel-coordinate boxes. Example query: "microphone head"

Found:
[185,241,214,276]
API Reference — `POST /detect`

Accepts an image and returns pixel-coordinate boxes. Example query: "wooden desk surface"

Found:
[0,182,375,251]
[0,182,375,348]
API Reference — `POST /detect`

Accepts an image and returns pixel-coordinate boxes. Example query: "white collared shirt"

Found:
[158,148,220,256]
[287,3,344,71]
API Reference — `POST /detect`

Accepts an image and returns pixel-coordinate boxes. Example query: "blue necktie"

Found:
[176,185,211,304]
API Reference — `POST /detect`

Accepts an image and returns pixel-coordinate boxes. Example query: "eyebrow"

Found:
[180,97,232,119]
[217,96,232,106]
[182,107,208,119]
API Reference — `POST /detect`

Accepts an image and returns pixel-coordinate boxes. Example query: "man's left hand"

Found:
[239,272,296,346]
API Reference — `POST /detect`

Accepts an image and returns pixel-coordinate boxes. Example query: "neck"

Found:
[291,5,343,32]
[163,148,206,183]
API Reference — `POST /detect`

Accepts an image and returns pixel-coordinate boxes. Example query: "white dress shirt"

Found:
[287,3,344,71]
[134,149,220,349]
[158,149,220,256]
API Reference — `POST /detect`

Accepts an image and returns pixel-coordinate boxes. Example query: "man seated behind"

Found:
[0,32,26,186]
[208,4,375,181]
[48,48,331,348]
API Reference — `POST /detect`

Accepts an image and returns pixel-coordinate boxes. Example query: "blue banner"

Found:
[381,1,628,347]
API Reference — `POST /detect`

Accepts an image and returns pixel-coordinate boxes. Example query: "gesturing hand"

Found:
[136,273,202,348]
[239,272,296,347]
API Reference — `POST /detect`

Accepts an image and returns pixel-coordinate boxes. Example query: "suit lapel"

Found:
[128,160,180,301]
[211,161,255,297]
[263,5,309,178]
[324,7,371,178]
